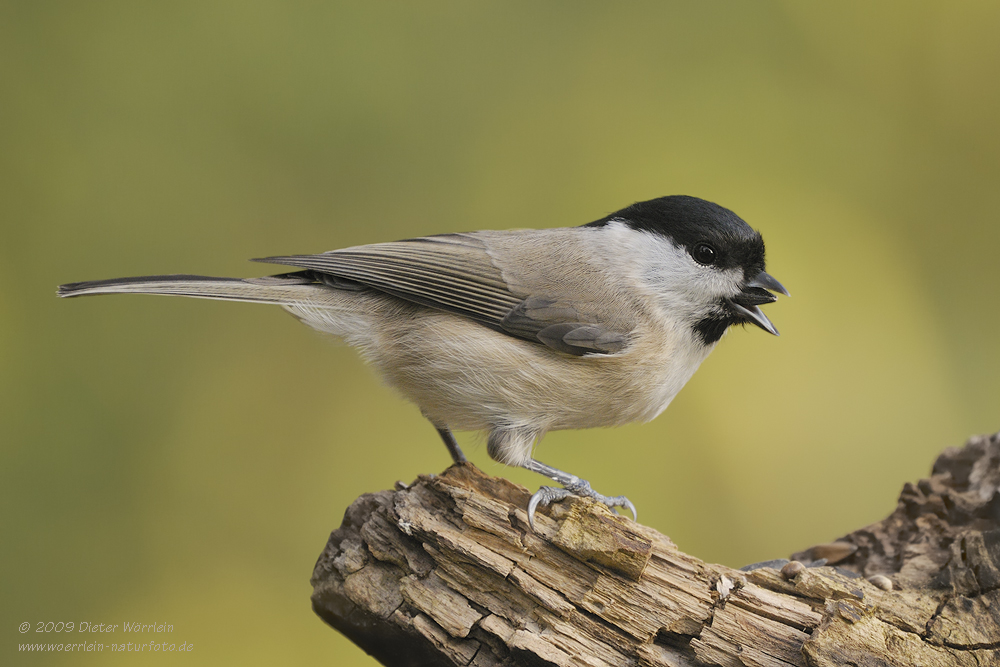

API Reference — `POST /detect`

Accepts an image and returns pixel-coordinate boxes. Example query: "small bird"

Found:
[59,195,787,528]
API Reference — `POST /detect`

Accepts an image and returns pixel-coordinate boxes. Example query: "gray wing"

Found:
[255,233,627,356]
[499,296,626,354]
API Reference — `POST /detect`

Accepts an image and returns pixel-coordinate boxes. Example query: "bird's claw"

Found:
[527,482,638,531]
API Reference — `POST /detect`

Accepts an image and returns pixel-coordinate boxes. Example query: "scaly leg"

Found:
[435,425,467,464]
[486,426,636,530]
[523,458,637,530]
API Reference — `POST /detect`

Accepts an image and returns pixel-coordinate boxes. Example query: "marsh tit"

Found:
[59,195,787,529]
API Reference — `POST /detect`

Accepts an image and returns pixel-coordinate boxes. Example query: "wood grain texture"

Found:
[312,434,1000,666]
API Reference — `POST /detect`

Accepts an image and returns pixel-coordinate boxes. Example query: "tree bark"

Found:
[311,433,1000,666]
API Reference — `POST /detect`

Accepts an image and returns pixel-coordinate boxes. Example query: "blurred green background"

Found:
[3,1,999,664]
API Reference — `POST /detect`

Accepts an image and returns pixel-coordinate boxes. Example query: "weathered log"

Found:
[311,433,1000,666]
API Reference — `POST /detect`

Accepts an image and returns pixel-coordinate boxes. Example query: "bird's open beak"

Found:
[746,271,789,297]
[725,271,788,336]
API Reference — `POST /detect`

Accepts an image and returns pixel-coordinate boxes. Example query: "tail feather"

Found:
[57,273,331,306]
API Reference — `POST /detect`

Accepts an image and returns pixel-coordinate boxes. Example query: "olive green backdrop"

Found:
[3,2,999,664]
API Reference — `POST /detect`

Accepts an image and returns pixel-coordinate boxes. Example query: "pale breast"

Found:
[366,308,713,434]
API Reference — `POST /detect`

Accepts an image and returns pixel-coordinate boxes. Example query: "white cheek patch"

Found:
[601,221,742,322]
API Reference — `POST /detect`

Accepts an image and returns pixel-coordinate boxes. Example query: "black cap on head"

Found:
[586,195,767,279]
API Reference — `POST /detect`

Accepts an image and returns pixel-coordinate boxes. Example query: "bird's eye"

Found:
[692,243,717,265]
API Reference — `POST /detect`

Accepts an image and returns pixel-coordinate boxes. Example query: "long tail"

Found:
[57,272,330,305]
[57,272,377,344]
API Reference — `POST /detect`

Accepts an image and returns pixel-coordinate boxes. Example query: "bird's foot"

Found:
[527,479,637,531]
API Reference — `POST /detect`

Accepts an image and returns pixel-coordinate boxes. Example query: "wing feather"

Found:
[255,232,630,355]
[256,234,520,327]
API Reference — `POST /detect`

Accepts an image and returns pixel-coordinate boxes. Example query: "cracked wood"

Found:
[312,433,1000,666]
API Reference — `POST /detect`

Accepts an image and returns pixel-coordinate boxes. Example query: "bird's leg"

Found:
[522,458,637,530]
[434,425,467,464]
[485,427,635,530]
